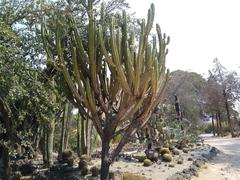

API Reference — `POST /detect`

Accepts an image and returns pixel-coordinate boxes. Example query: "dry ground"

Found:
[192,135,240,180]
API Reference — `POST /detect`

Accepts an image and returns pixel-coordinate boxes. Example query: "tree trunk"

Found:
[218,111,223,136]
[33,126,40,151]
[100,138,111,180]
[77,113,81,157]
[58,102,69,159]
[216,113,220,136]
[46,118,55,166]
[86,118,93,156]
[211,113,215,136]
[42,128,47,164]
[64,103,73,150]
[81,116,86,154]
[223,90,234,137]
[2,146,10,180]
[0,100,11,180]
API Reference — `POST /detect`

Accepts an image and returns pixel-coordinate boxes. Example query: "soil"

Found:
[91,143,212,180]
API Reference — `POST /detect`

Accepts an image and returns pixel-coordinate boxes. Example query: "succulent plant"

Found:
[143,159,153,166]
[162,153,172,162]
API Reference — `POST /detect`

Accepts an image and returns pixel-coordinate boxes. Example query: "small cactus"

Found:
[162,153,172,162]
[159,148,170,155]
[143,159,153,166]
[134,155,147,162]
[79,160,88,170]
[80,154,92,162]
[169,144,175,151]
[177,157,184,164]
[90,166,99,177]
[183,148,189,153]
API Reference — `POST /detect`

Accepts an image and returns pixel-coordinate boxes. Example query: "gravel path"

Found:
[192,134,240,180]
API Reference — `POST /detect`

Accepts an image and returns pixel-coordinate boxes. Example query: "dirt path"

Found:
[192,135,240,180]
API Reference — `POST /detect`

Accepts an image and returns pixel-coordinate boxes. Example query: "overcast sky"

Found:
[126,0,240,76]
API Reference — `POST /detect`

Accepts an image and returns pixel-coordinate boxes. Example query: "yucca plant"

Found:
[41,0,170,179]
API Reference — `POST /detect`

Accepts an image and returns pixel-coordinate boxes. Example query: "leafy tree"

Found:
[209,58,240,137]
[164,70,206,123]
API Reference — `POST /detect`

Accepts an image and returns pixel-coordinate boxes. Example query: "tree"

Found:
[164,70,206,123]
[203,75,224,136]
[210,58,240,137]
[41,1,169,179]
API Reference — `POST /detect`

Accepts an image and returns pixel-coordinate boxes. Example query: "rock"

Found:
[162,154,172,162]
[145,149,159,162]
[168,163,175,167]
[172,149,180,155]
[182,148,189,153]
[159,148,171,155]
[196,143,202,146]
[167,174,184,180]
[193,159,205,168]
[188,157,193,161]
[90,166,99,177]
[143,159,153,167]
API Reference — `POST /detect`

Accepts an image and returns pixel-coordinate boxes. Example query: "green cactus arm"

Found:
[125,43,135,86]
[41,19,60,70]
[110,17,131,94]
[55,27,83,104]
[88,4,98,94]
[85,78,97,114]
[71,47,92,110]
[122,11,135,86]
[98,26,116,68]
[72,47,85,95]
[134,20,145,95]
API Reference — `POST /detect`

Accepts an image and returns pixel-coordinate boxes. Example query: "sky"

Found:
[126,0,240,76]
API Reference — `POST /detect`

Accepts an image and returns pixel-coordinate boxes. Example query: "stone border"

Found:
[167,147,220,180]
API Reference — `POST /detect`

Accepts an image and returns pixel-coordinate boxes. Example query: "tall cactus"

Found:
[41,1,170,179]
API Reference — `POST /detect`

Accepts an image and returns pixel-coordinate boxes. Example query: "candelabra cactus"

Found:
[41,1,170,179]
